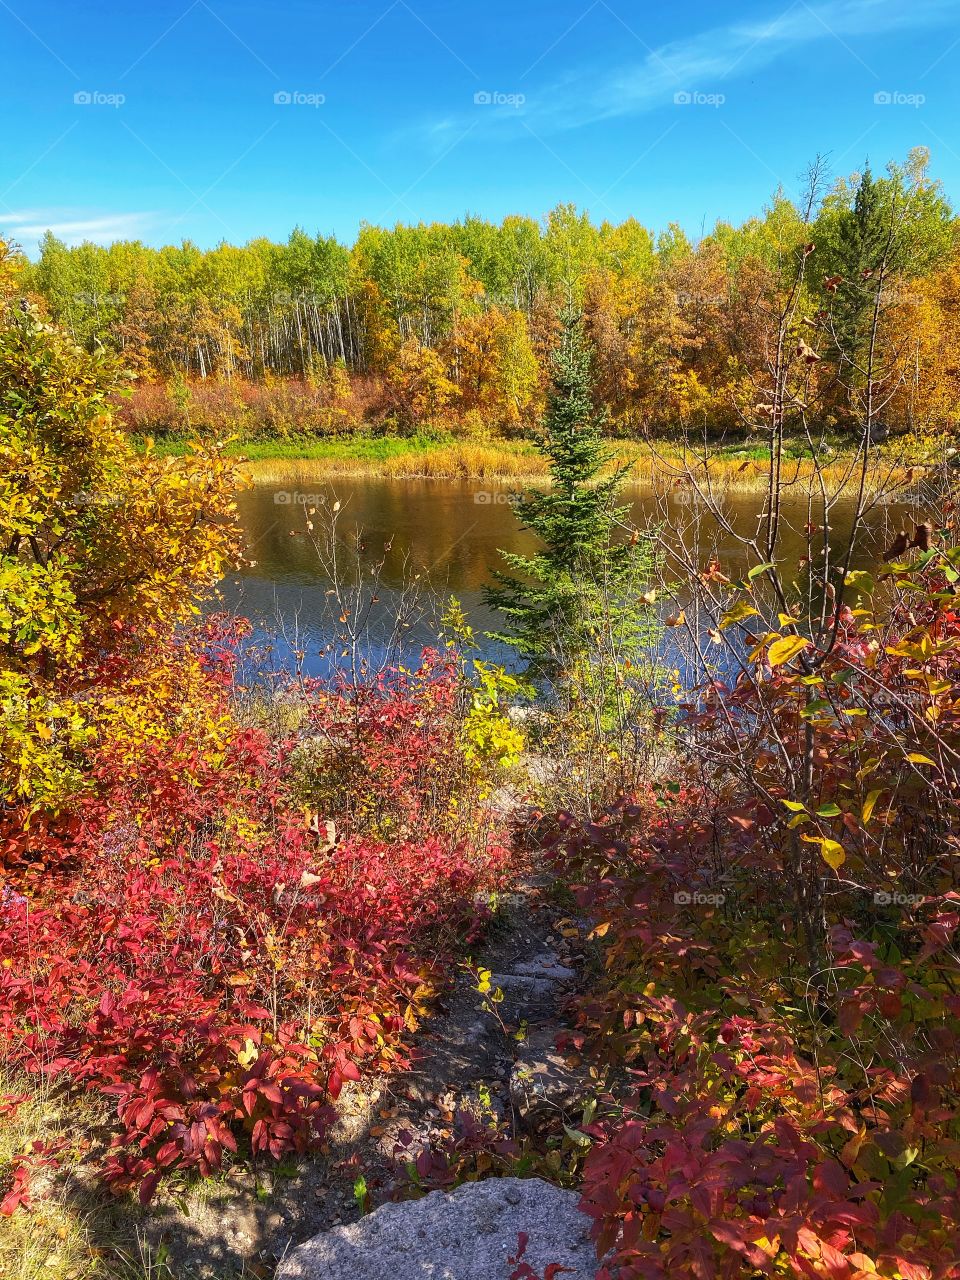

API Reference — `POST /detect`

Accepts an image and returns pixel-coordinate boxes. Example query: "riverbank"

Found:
[148,431,928,495]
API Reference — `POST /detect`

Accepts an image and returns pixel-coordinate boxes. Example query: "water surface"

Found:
[219,475,911,674]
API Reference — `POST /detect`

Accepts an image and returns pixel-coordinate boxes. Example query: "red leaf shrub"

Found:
[0,632,506,1202]
[543,562,960,1279]
[0,1139,64,1216]
[293,648,472,839]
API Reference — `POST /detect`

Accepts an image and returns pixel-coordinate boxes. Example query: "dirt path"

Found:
[140,867,588,1278]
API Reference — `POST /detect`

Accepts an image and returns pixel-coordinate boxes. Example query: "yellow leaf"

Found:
[767,635,810,667]
[720,601,760,630]
[820,838,846,870]
[861,789,883,823]
[237,1038,258,1068]
[907,752,937,766]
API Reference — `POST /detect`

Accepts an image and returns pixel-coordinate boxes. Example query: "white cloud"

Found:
[570,0,956,129]
[428,0,958,141]
[2,210,155,251]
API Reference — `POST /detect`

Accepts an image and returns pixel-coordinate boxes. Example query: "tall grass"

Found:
[236,437,914,496]
[147,429,920,495]
[0,1075,149,1280]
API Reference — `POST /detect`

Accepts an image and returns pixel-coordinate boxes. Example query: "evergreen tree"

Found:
[485,307,653,677]
[818,152,956,382]
[829,166,887,368]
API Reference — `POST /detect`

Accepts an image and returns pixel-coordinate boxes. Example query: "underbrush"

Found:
[0,634,513,1238]
[537,555,960,1280]
[149,429,920,494]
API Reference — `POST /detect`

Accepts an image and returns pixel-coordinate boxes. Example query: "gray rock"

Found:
[276,1177,598,1280]
[511,955,576,983]
[510,1029,589,1130]
[488,972,558,1002]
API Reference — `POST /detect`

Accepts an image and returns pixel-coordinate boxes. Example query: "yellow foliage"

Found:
[388,337,458,424]
[450,308,541,429]
[0,264,243,810]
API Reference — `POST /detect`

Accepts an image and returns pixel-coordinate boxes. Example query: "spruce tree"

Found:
[830,166,887,369]
[485,307,651,677]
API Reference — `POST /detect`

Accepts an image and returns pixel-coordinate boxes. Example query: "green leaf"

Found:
[748,562,775,580]
[800,698,832,719]
[844,569,875,593]
[562,1124,593,1148]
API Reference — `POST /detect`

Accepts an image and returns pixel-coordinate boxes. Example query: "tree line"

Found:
[14,148,960,438]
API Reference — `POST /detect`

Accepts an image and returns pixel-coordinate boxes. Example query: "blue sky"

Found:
[2,0,960,254]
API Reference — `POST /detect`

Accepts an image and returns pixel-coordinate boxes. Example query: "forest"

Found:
[21,149,960,446]
[2,145,960,1280]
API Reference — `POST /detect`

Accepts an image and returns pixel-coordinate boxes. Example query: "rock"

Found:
[276,1177,597,1280]
[488,972,557,1002]
[510,1029,588,1130]
[510,955,576,984]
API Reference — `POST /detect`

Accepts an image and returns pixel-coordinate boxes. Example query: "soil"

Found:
[126,867,590,1278]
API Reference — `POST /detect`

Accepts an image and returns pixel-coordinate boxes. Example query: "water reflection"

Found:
[217,476,913,675]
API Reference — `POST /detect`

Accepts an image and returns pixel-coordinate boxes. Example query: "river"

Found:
[218,475,911,674]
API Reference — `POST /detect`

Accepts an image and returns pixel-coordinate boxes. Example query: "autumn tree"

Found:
[16,165,958,441]
[385,336,457,427]
[884,248,960,434]
[0,252,241,809]
[449,307,539,431]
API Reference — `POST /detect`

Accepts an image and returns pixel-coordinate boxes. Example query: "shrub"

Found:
[542,553,960,1279]
[0,631,507,1204]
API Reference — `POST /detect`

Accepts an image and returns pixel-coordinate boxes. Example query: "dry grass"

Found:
[240,436,919,497]
[0,1076,170,1280]
[239,438,549,485]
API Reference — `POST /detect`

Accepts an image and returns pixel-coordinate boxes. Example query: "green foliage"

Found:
[815,149,958,374]
[485,308,655,676]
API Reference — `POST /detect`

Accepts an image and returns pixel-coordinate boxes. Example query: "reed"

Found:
[234,436,915,496]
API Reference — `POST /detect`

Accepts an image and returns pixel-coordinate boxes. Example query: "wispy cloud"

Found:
[427,0,958,142]
[1,210,155,250]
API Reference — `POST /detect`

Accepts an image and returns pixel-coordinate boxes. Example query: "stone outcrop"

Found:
[276,1177,598,1280]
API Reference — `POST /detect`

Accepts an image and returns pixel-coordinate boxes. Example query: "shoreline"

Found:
[146,434,926,495]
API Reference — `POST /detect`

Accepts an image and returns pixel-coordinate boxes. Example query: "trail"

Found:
[142,859,590,1278]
